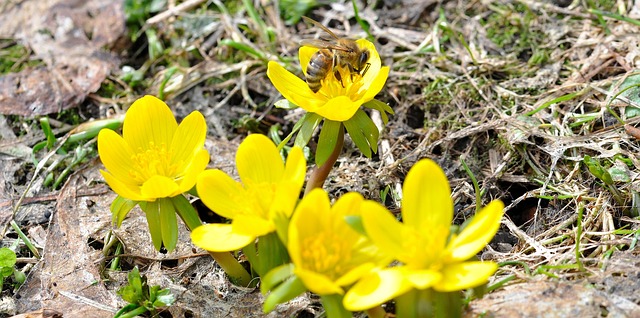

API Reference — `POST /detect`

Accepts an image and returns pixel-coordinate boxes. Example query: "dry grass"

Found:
[3,0,640,316]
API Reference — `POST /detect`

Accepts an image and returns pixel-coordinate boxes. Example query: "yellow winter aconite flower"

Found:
[288,189,388,296]
[343,159,505,311]
[191,134,306,252]
[267,39,389,122]
[98,95,209,202]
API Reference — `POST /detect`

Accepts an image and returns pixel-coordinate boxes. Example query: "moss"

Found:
[0,40,45,75]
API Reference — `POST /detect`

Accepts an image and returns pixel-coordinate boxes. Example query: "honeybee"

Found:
[301,16,371,93]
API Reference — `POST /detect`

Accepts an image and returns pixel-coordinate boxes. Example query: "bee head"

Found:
[357,50,370,71]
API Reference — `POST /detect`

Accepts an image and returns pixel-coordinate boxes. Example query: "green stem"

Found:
[395,289,462,318]
[208,250,254,287]
[171,195,253,287]
[117,306,148,318]
[319,294,352,318]
[304,126,344,195]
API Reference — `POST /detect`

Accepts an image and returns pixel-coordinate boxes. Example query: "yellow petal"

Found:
[140,175,180,198]
[361,66,390,101]
[299,46,318,76]
[447,200,504,261]
[361,200,409,262]
[295,267,344,295]
[123,95,177,152]
[282,146,307,189]
[177,149,210,194]
[331,191,364,216]
[196,169,248,219]
[100,170,147,201]
[355,39,382,86]
[402,159,453,232]
[170,110,206,169]
[288,189,331,266]
[315,95,360,122]
[232,214,275,237]
[334,262,375,287]
[270,181,303,220]
[343,268,412,312]
[97,129,137,184]
[191,223,255,252]
[236,134,284,185]
[267,61,324,110]
[433,261,498,292]
[404,268,442,289]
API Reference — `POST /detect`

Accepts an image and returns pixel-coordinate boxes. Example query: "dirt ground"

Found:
[1,0,640,317]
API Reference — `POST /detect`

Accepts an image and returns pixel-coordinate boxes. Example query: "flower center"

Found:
[129,142,179,183]
[245,182,277,219]
[317,66,367,101]
[402,227,448,270]
[300,231,351,278]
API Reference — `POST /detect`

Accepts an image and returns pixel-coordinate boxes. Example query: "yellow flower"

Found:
[343,159,504,311]
[267,39,389,122]
[191,134,306,252]
[98,95,209,202]
[289,189,389,295]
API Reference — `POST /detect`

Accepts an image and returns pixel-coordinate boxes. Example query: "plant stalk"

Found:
[304,126,344,195]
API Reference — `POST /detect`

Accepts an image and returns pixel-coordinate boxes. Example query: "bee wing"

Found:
[300,39,351,52]
[302,16,340,40]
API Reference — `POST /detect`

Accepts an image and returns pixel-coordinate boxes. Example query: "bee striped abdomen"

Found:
[305,49,333,93]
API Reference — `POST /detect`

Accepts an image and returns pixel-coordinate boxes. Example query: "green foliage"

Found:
[0,248,25,291]
[0,40,45,74]
[124,0,167,39]
[114,266,175,318]
[280,0,319,25]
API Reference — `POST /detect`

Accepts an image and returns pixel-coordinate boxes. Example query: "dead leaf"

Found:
[0,0,124,116]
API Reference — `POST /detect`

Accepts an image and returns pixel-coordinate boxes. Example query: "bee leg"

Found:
[362,63,371,76]
[334,70,345,88]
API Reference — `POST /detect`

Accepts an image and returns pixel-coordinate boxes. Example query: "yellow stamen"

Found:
[130,142,179,182]
[301,232,352,278]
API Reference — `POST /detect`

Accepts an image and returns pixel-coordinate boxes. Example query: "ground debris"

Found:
[0,0,124,116]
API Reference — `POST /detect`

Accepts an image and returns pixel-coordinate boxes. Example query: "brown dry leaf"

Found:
[466,280,640,317]
[0,0,124,116]
[8,308,63,318]
[16,168,117,316]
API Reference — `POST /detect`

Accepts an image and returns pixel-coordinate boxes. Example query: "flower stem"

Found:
[208,250,253,287]
[304,125,344,195]
[395,289,462,318]
[171,195,253,287]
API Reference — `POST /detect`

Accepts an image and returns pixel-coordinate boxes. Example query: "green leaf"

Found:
[316,120,342,166]
[111,196,138,227]
[320,294,352,318]
[294,113,323,148]
[0,248,17,269]
[363,99,394,124]
[263,276,306,313]
[219,39,267,61]
[154,292,176,307]
[118,267,143,304]
[343,110,379,157]
[139,201,163,251]
[353,110,380,154]
[583,155,613,185]
[608,165,631,183]
[171,195,202,232]
[13,269,26,285]
[274,99,298,110]
[260,263,295,294]
[344,215,367,236]
[0,267,13,278]
[159,198,178,252]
